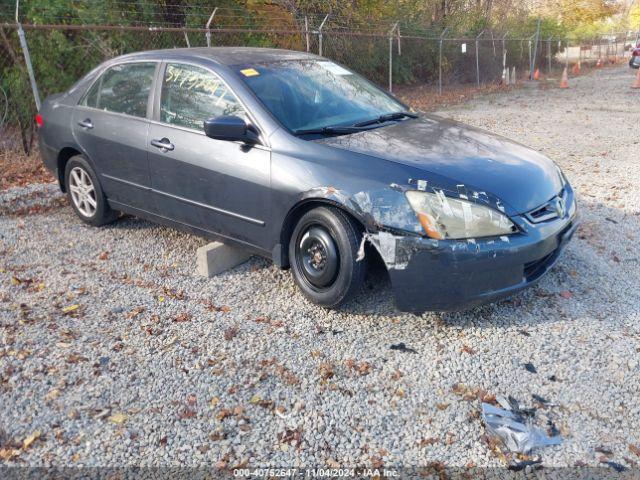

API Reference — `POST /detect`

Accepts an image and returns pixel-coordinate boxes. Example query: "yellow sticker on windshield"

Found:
[240,68,260,77]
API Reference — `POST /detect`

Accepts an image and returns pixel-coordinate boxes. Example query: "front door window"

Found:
[160,63,247,131]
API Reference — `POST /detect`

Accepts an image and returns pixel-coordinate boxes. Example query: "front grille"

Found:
[525,189,569,224]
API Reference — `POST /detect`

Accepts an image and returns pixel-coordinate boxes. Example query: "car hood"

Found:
[314,115,563,214]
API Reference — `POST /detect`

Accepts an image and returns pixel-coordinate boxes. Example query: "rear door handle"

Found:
[150,138,175,152]
[77,119,93,129]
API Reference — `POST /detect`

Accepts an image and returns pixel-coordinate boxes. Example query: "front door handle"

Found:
[77,119,93,129]
[150,138,175,152]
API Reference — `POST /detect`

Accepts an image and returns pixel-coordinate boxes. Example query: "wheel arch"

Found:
[277,198,367,269]
[56,146,83,192]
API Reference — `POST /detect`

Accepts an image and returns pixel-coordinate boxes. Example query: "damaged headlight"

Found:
[405,190,516,240]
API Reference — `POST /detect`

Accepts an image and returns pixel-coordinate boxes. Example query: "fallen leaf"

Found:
[216,408,232,421]
[224,326,238,341]
[559,291,572,299]
[98,251,109,260]
[107,412,127,425]
[44,388,61,402]
[326,458,340,468]
[22,431,40,449]
[436,403,450,411]
[418,437,439,446]
[356,362,372,376]
[61,304,79,314]
[186,394,197,406]
[66,353,89,364]
[178,408,196,419]
[249,395,262,404]
[629,444,640,457]
[318,362,334,380]
[173,312,190,323]
[210,397,220,408]
[125,307,145,319]
[233,405,245,416]
[461,345,476,355]
[0,447,20,460]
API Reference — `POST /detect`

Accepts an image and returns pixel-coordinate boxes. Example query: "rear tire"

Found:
[289,206,366,308]
[64,155,118,226]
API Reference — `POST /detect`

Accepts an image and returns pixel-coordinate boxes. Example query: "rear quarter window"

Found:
[81,62,156,118]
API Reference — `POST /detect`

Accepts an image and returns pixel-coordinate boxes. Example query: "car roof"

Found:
[114,47,320,66]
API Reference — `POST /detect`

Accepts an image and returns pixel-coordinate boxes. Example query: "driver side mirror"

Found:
[203,115,260,144]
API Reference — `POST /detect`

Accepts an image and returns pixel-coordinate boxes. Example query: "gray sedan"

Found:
[37,47,577,312]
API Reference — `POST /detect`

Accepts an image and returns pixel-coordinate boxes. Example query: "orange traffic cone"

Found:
[533,68,540,80]
[632,68,640,89]
[573,61,582,74]
[560,67,569,89]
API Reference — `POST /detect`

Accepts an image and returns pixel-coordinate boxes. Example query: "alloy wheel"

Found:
[68,166,97,217]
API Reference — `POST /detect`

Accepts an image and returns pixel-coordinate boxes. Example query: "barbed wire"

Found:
[0,3,635,40]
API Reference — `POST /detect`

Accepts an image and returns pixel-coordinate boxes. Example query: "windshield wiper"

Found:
[293,125,370,136]
[353,111,418,128]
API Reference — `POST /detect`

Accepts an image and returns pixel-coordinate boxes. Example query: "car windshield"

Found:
[233,60,408,133]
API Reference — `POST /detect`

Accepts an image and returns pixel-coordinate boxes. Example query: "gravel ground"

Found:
[1,65,639,473]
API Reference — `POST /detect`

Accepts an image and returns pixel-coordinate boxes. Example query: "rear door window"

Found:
[82,62,156,118]
[159,63,246,131]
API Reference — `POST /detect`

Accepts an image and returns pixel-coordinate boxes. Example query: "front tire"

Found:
[289,206,366,308]
[64,155,118,226]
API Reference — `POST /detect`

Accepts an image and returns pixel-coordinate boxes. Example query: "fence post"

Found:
[475,30,484,87]
[547,36,552,72]
[205,7,217,47]
[528,37,532,76]
[438,27,449,95]
[529,17,541,79]
[318,14,329,57]
[502,32,508,81]
[15,0,40,110]
[304,16,309,53]
[388,22,398,92]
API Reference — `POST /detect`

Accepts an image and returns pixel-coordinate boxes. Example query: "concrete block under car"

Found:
[196,241,252,277]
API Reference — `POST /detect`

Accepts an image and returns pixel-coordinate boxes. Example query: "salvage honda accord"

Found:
[37,47,578,312]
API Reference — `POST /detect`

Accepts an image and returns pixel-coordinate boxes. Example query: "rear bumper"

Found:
[388,193,578,313]
[38,134,58,174]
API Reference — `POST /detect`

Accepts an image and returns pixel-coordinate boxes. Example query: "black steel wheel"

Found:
[289,206,366,308]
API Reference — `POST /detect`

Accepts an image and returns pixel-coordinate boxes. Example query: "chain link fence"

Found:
[1,16,639,156]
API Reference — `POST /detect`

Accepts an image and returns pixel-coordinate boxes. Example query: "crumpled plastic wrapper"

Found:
[482,402,562,454]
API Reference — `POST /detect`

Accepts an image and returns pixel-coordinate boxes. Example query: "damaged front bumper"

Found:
[373,198,578,313]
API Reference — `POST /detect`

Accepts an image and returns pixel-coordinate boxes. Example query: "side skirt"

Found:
[107,200,272,261]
